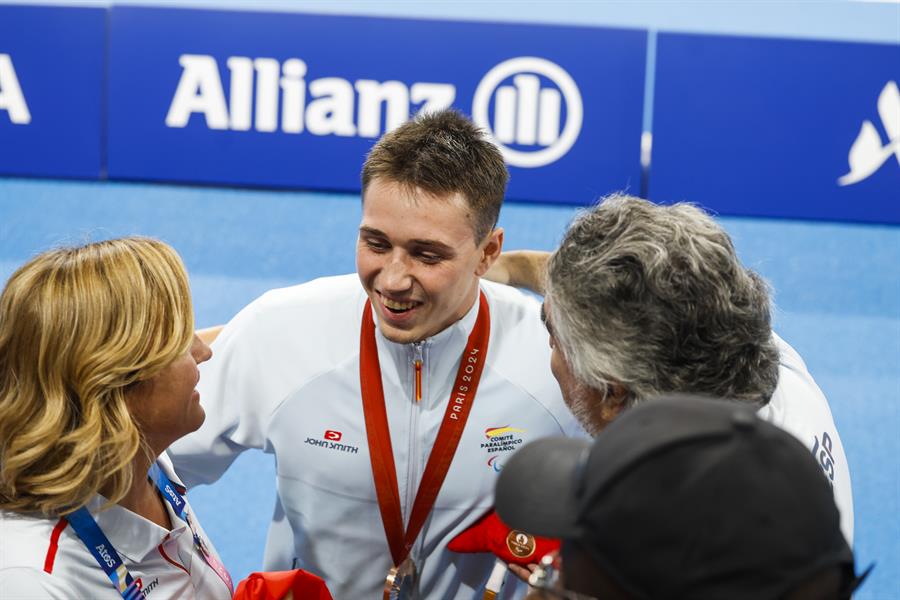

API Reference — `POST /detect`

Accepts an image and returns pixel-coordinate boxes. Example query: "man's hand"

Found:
[482,250,549,295]
[509,562,539,583]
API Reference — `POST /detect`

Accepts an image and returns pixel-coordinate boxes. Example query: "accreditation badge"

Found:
[383,556,417,600]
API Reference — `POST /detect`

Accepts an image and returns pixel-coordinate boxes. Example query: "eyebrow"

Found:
[359,226,387,238]
[358,226,456,254]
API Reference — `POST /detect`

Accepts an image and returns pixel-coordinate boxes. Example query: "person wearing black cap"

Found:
[496,396,869,600]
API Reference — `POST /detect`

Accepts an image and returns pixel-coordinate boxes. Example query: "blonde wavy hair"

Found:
[0,237,194,517]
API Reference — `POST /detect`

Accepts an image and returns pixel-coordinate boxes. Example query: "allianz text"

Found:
[165,54,456,137]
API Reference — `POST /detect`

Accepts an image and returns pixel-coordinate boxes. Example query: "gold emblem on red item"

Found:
[505,530,536,559]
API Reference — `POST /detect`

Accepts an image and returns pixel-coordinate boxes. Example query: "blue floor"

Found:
[2,177,898,598]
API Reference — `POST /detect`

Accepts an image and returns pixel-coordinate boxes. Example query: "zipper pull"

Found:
[413,343,424,403]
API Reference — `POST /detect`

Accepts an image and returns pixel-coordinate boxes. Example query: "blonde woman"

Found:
[0,238,232,599]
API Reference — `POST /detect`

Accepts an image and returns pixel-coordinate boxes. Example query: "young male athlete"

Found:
[169,110,583,599]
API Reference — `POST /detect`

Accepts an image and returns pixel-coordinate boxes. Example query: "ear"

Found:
[598,384,630,424]
[474,227,504,277]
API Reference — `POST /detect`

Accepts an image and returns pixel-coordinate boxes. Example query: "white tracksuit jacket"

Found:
[169,275,585,599]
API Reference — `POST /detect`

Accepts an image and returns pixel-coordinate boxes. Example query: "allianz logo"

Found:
[0,54,31,125]
[165,55,583,168]
[839,81,900,186]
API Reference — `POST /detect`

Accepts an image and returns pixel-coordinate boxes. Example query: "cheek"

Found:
[355,252,379,284]
[406,266,445,300]
[549,347,565,384]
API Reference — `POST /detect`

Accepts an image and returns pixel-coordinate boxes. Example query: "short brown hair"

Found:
[361,109,508,241]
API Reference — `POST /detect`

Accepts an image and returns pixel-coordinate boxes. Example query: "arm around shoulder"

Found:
[483,250,549,296]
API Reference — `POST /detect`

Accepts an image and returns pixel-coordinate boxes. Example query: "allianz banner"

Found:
[0,5,105,178]
[651,32,899,224]
[107,7,646,204]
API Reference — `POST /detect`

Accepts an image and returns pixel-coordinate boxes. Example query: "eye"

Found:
[365,238,390,253]
[416,252,444,264]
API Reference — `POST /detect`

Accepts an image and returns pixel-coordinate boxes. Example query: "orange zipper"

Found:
[414,359,422,403]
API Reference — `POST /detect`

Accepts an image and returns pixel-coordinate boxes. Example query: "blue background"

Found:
[0,5,105,178]
[651,33,900,224]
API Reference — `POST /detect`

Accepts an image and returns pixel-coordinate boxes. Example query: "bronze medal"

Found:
[383,556,417,600]
[505,530,537,560]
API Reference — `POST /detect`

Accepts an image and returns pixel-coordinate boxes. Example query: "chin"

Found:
[376,315,428,344]
[185,406,207,434]
[381,327,425,345]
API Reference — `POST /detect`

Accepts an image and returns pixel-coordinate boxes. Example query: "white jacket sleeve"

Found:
[168,297,276,487]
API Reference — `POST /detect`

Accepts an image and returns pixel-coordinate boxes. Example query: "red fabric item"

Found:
[233,569,333,600]
[448,509,560,566]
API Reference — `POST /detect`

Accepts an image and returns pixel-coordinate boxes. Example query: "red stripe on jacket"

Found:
[43,518,68,574]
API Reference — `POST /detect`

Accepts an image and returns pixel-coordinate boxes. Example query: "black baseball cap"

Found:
[496,395,867,599]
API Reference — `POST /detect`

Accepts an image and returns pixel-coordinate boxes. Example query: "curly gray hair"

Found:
[545,194,779,408]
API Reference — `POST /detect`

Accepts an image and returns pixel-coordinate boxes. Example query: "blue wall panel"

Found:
[107,7,645,204]
[0,6,106,178]
[651,33,899,224]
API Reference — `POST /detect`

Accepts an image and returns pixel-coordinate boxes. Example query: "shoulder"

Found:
[210,274,365,375]
[0,510,61,573]
[237,274,365,330]
[480,280,546,350]
[758,333,854,542]
[0,566,57,598]
[481,280,543,321]
[759,333,836,440]
[480,282,583,434]
[0,510,115,599]
[480,281,547,366]
[0,511,74,597]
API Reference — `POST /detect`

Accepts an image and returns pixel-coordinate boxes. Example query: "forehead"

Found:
[361,178,477,245]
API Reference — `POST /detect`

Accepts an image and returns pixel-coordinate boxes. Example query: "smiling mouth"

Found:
[379,294,421,314]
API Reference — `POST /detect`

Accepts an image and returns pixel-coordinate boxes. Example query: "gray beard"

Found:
[565,381,605,437]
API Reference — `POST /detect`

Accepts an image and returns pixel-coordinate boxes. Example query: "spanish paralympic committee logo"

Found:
[482,425,526,454]
[488,455,503,473]
[839,81,900,186]
[473,57,584,169]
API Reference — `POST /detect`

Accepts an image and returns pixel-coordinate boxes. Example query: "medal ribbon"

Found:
[360,291,491,567]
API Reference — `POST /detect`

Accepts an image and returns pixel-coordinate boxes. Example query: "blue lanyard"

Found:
[148,463,188,520]
[65,507,143,600]
[66,463,233,598]
[148,464,233,593]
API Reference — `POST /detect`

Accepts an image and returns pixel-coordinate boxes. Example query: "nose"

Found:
[191,334,213,364]
[379,253,413,294]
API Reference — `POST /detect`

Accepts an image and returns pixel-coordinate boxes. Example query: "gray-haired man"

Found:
[488,194,853,544]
